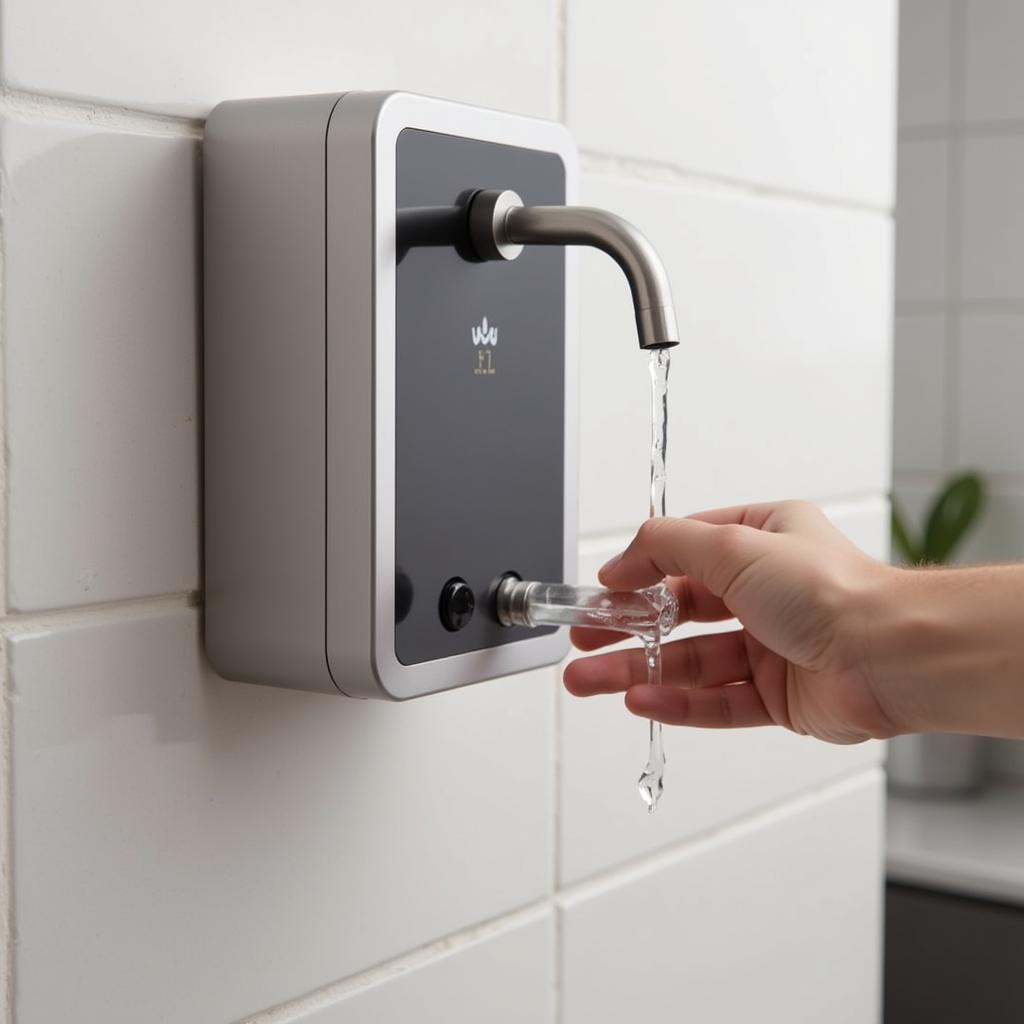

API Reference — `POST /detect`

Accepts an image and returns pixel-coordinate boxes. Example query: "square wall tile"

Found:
[0,1,557,119]
[559,499,887,885]
[296,914,553,1024]
[578,175,893,537]
[8,612,554,1023]
[898,0,953,127]
[2,118,200,610]
[893,315,948,473]
[560,773,884,1024]
[964,0,1024,123]
[957,314,1024,473]
[961,136,1024,302]
[895,138,949,302]
[567,0,896,206]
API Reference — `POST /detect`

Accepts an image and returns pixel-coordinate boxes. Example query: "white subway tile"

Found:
[895,138,949,302]
[898,0,953,127]
[8,612,554,1023]
[964,0,1024,123]
[2,118,199,610]
[567,0,896,206]
[578,175,892,537]
[957,314,1024,473]
[294,914,552,1024]
[893,315,948,473]
[0,2,557,119]
[560,773,884,1024]
[560,500,887,885]
[961,136,1024,302]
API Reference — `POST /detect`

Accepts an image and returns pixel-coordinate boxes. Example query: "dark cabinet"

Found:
[886,883,1024,1022]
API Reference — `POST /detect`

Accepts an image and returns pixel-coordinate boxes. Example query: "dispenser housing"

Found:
[204,91,578,699]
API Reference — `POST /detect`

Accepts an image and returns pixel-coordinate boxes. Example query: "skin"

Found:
[563,501,1024,743]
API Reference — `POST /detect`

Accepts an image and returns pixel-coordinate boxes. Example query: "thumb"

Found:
[599,517,774,598]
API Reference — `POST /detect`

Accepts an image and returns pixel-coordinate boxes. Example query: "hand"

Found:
[563,501,901,745]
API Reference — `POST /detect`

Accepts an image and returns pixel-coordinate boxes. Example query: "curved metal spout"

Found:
[468,189,678,350]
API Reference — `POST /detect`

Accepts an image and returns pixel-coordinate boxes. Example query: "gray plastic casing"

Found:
[203,91,579,699]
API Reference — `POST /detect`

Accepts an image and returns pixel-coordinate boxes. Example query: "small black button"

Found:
[439,578,475,632]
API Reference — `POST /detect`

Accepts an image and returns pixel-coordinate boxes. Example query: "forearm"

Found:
[870,564,1024,737]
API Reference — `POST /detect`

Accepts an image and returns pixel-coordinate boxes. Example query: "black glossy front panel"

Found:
[394,129,565,665]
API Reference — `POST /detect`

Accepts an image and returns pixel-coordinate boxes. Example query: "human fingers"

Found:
[687,499,829,534]
[569,575,731,652]
[624,681,773,728]
[564,631,751,696]
[599,516,774,595]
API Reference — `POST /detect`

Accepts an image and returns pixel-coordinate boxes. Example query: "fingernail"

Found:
[599,552,623,576]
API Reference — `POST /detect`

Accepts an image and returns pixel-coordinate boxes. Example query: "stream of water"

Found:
[636,348,671,812]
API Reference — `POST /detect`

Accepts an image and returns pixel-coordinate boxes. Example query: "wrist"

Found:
[869,565,1024,737]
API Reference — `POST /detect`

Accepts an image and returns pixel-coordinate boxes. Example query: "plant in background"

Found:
[891,472,987,566]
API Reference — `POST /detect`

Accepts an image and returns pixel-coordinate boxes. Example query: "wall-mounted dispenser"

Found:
[204,91,677,700]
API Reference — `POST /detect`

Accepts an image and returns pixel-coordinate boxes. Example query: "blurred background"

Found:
[887,1,1024,1020]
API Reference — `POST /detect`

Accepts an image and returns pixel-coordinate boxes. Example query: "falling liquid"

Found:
[637,348,671,812]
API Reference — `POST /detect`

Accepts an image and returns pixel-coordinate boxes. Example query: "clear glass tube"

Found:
[496,578,677,638]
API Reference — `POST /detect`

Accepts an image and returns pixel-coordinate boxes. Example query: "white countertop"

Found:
[887,779,1024,906]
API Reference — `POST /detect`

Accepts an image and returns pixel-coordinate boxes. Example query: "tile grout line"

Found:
[897,298,1024,314]
[0,132,12,1024]
[0,87,203,139]
[234,900,555,1024]
[900,118,1024,141]
[577,492,891,551]
[235,764,882,1022]
[943,0,967,471]
[555,0,568,126]
[894,467,1024,493]
[0,87,893,220]
[0,591,200,637]
[580,150,893,217]
[556,766,884,906]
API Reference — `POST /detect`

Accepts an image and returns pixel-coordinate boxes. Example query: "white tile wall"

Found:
[560,500,888,885]
[2,118,200,611]
[961,135,1024,302]
[895,138,949,302]
[292,914,553,1024]
[898,0,952,127]
[895,0,1024,560]
[0,2,896,1021]
[567,0,896,207]
[957,314,1024,472]
[7,612,553,1023]
[560,773,884,1024]
[579,176,893,536]
[0,1,558,119]
[964,0,1024,123]
[893,315,947,472]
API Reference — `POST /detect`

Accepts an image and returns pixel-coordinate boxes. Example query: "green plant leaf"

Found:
[890,496,922,564]
[922,473,986,564]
